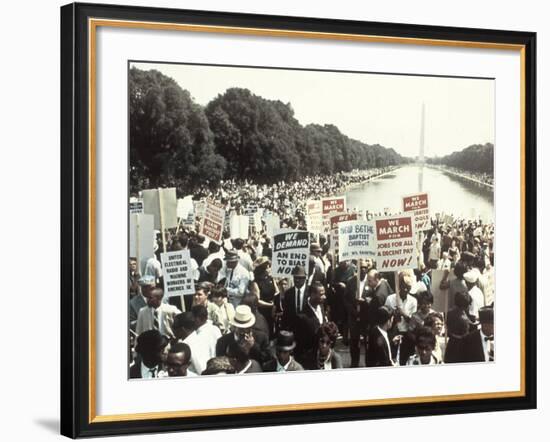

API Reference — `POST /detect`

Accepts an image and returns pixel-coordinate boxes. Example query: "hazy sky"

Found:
[131,61,494,159]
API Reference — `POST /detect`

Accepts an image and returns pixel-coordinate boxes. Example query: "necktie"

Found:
[149,367,157,378]
[296,288,301,312]
[153,309,159,330]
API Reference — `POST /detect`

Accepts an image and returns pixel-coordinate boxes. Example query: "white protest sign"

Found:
[253,210,263,232]
[374,214,417,271]
[338,220,376,261]
[272,230,310,277]
[142,188,178,230]
[306,199,323,234]
[329,212,359,254]
[160,249,195,297]
[129,200,144,215]
[177,196,194,219]
[194,201,206,219]
[265,213,281,238]
[129,213,154,275]
[403,192,431,231]
[322,196,346,232]
[230,214,249,239]
[199,199,225,243]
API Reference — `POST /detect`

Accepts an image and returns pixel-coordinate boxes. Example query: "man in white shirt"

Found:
[385,273,418,334]
[464,268,484,320]
[190,304,222,374]
[223,251,250,308]
[136,287,181,339]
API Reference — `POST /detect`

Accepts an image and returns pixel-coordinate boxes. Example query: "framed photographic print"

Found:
[60,2,537,438]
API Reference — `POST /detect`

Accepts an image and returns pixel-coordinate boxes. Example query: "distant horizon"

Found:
[130,62,495,159]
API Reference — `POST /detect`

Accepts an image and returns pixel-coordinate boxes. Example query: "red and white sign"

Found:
[329,212,358,254]
[375,214,416,271]
[306,199,323,234]
[321,196,346,232]
[403,192,430,231]
[200,199,225,243]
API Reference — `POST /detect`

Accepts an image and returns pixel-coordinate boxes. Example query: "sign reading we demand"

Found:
[272,230,310,277]
[375,214,417,271]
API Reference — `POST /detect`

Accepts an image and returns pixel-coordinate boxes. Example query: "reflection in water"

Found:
[345,165,494,221]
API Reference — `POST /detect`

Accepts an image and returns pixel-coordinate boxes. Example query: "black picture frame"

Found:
[61,2,537,438]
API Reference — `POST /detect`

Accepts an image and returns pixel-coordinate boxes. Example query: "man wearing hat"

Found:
[215,305,271,365]
[130,329,169,379]
[262,331,304,372]
[464,268,484,320]
[281,265,309,333]
[130,275,155,332]
[462,306,494,362]
[223,250,250,308]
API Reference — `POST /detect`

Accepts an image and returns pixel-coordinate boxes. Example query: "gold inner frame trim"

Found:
[88,17,527,424]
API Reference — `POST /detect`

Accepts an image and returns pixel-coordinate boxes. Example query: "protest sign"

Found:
[129,213,154,275]
[200,199,225,243]
[306,199,323,235]
[129,200,143,215]
[265,213,281,238]
[194,200,206,219]
[142,188,178,230]
[177,196,194,219]
[253,211,263,232]
[374,214,417,271]
[403,192,431,231]
[321,196,346,232]
[272,230,310,277]
[230,214,249,240]
[329,212,359,254]
[337,220,376,261]
[160,250,195,297]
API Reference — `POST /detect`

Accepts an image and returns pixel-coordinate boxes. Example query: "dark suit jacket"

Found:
[281,286,309,332]
[215,330,272,364]
[262,358,304,372]
[295,303,326,358]
[366,327,395,367]
[461,330,487,363]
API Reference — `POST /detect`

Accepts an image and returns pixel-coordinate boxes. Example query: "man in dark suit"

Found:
[344,259,372,367]
[462,306,494,362]
[295,281,327,362]
[129,329,168,379]
[281,265,308,333]
[366,306,399,367]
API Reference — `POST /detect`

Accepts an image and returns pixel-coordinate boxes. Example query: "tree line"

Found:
[130,67,410,194]
[426,143,494,176]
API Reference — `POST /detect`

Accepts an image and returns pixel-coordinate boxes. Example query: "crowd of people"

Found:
[430,165,494,187]
[128,202,496,378]
[191,167,396,226]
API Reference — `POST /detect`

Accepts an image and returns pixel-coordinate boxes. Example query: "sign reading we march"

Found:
[321,196,346,232]
[403,192,430,231]
[160,250,195,297]
[272,230,310,277]
[375,214,416,271]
